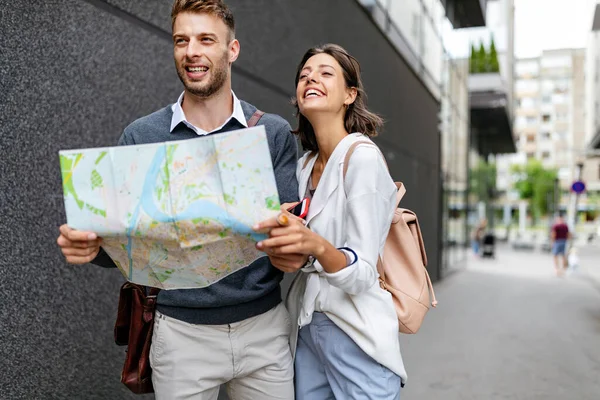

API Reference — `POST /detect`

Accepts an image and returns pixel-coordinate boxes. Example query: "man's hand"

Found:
[57,224,102,264]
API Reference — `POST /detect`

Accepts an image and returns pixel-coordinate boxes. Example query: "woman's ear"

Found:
[345,87,358,107]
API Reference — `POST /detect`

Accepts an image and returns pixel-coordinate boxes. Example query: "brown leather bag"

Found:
[114,282,160,394]
[113,109,266,394]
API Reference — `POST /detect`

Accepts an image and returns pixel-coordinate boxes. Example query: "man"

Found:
[550,214,570,276]
[56,1,304,398]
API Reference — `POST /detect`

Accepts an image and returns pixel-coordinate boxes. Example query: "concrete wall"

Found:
[0,0,441,398]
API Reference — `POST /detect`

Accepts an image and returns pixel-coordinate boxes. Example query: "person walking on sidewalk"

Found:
[551,214,571,276]
[254,44,405,400]
[56,1,303,398]
[471,218,487,257]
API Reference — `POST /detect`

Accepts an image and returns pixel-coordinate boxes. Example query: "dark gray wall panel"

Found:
[0,1,176,398]
[1,0,441,397]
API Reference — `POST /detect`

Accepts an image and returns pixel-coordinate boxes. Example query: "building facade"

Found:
[357,0,485,273]
[1,0,490,397]
[506,49,600,223]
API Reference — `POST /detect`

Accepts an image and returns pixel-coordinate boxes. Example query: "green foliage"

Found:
[489,36,500,73]
[477,42,487,73]
[469,38,501,74]
[511,160,558,218]
[469,160,497,201]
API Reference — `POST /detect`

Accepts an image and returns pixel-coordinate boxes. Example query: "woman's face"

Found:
[296,53,352,118]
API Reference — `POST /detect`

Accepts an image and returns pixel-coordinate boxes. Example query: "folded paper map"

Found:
[59,126,280,289]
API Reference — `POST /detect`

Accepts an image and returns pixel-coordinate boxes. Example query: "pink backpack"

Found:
[344,141,438,334]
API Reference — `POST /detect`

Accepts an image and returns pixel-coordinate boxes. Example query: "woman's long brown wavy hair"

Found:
[292,44,383,152]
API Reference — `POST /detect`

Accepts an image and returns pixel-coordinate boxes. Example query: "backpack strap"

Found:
[342,140,406,204]
[247,110,265,127]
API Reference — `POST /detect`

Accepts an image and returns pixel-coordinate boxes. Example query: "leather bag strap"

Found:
[342,140,406,203]
[247,110,265,127]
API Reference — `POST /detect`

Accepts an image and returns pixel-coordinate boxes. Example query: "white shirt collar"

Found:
[170,91,248,135]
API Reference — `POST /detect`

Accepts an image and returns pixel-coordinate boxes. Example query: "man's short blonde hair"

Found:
[171,0,235,40]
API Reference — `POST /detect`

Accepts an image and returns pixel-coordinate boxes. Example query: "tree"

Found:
[470,159,497,201]
[511,160,558,219]
[477,42,487,73]
[489,36,500,73]
[469,43,477,73]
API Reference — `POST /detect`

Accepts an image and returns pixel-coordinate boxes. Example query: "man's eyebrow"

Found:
[172,32,218,39]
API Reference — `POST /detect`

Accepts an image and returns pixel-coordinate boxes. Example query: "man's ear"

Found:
[229,39,240,63]
[345,87,358,106]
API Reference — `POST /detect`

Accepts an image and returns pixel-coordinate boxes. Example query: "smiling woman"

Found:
[255,43,406,399]
[292,44,383,152]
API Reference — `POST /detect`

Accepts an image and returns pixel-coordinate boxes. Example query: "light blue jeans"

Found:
[295,312,402,400]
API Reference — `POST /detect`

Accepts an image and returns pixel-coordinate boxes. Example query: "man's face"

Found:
[172,12,238,98]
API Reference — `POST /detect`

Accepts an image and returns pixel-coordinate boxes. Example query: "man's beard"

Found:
[177,53,228,98]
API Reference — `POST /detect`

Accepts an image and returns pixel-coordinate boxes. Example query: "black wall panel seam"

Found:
[80,0,293,100]
[376,137,441,168]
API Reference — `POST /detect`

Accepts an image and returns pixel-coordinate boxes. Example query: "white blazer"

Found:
[285,133,407,383]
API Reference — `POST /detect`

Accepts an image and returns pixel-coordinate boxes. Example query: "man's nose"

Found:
[186,38,203,59]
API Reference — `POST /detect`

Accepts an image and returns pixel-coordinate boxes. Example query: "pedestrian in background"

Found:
[551,214,571,276]
[471,218,487,256]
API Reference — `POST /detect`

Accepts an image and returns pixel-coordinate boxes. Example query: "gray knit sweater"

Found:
[92,100,299,324]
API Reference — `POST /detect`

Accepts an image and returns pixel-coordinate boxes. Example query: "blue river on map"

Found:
[125,146,266,279]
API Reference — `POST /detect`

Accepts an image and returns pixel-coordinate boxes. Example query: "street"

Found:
[400,243,600,399]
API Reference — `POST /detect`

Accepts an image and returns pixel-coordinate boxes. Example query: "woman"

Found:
[254,44,405,399]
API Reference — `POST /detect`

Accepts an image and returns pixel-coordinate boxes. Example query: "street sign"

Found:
[571,180,586,194]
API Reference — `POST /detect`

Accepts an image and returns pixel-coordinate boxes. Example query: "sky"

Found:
[515,0,597,57]
[444,0,598,58]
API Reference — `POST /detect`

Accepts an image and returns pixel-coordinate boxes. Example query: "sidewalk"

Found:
[399,243,600,400]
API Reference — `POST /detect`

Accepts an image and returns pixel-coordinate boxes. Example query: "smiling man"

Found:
[55,1,303,399]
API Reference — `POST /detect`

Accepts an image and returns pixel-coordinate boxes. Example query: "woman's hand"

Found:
[253,207,349,275]
[253,205,311,272]
[253,208,325,257]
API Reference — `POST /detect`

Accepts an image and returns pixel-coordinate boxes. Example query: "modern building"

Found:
[585,3,600,182]
[442,0,517,236]
[502,48,599,224]
[586,3,600,155]
[0,0,491,398]
[357,0,491,273]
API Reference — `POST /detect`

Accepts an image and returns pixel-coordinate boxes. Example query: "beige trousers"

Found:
[150,303,294,400]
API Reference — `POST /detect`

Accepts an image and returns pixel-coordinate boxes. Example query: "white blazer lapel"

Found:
[304,159,340,225]
[303,134,360,225]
